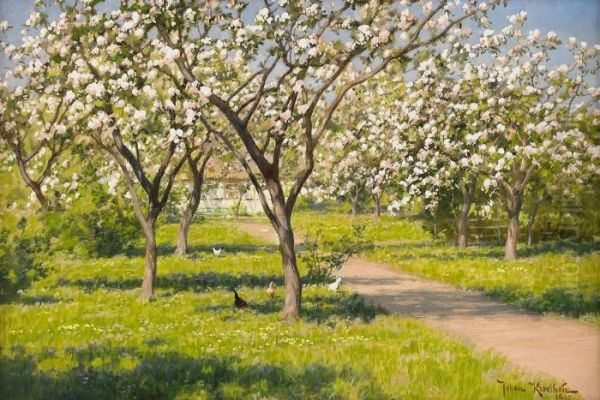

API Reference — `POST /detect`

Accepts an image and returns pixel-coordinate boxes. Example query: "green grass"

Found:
[0,221,552,399]
[288,211,600,322]
[291,211,432,243]
[156,219,268,251]
[368,242,600,322]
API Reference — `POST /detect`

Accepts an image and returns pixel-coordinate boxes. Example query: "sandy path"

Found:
[235,221,600,399]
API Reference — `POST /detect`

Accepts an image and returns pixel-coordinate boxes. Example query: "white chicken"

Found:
[328,277,342,292]
[212,247,224,256]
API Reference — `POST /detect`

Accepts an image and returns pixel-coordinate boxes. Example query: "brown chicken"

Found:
[266,282,276,299]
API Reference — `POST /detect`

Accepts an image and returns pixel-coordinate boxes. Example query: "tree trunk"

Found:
[276,223,302,320]
[269,184,302,320]
[140,219,158,299]
[527,198,543,247]
[504,192,523,261]
[175,205,195,256]
[373,193,381,218]
[350,189,359,217]
[234,189,244,218]
[457,179,476,248]
[175,153,210,256]
[175,185,202,256]
[457,195,472,249]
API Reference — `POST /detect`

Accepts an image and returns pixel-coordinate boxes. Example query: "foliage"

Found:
[44,209,139,258]
[301,224,372,284]
[0,224,49,302]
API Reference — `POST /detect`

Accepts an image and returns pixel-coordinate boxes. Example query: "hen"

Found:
[231,287,248,308]
[266,282,276,299]
[328,277,342,292]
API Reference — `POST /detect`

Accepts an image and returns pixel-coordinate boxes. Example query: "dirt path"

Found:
[236,222,600,399]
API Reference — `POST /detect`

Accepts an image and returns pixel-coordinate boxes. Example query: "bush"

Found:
[44,208,140,258]
[0,223,49,302]
[301,223,372,284]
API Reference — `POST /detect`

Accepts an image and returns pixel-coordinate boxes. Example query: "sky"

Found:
[0,0,598,71]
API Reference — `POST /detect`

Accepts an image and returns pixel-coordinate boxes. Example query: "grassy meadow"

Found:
[290,212,600,324]
[0,220,556,399]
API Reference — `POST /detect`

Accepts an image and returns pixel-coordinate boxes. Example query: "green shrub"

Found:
[46,209,139,258]
[302,223,372,284]
[0,223,49,301]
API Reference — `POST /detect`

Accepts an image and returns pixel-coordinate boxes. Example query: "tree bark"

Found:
[140,218,158,300]
[269,199,301,319]
[457,201,471,248]
[175,199,197,256]
[276,222,302,320]
[350,192,358,217]
[504,191,523,261]
[15,159,49,209]
[527,197,544,247]
[234,188,244,218]
[457,180,475,248]
[373,193,381,218]
[175,152,210,256]
[266,179,302,320]
[351,201,358,217]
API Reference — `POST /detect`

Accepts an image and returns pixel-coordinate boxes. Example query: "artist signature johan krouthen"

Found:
[497,380,579,399]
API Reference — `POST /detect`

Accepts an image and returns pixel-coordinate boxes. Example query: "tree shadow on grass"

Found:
[11,294,62,305]
[55,273,327,294]
[55,273,287,293]
[481,285,600,317]
[379,240,600,262]
[0,343,388,400]
[123,243,278,259]
[196,292,388,325]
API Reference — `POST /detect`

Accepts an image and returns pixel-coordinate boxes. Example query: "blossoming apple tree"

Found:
[4,2,216,298]
[0,17,89,210]
[127,0,499,318]
[310,70,407,217]
[393,13,599,258]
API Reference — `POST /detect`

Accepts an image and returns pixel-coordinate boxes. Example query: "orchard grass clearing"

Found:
[1,222,551,399]
[368,242,600,324]
[291,211,432,243]
[289,212,600,324]
[154,219,272,253]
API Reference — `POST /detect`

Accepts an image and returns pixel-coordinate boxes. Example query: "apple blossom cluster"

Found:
[385,12,599,217]
[308,70,408,210]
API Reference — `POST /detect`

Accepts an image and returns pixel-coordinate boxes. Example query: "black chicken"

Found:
[231,287,248,309]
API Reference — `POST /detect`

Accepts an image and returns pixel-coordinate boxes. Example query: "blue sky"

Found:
[1,0,598,70]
